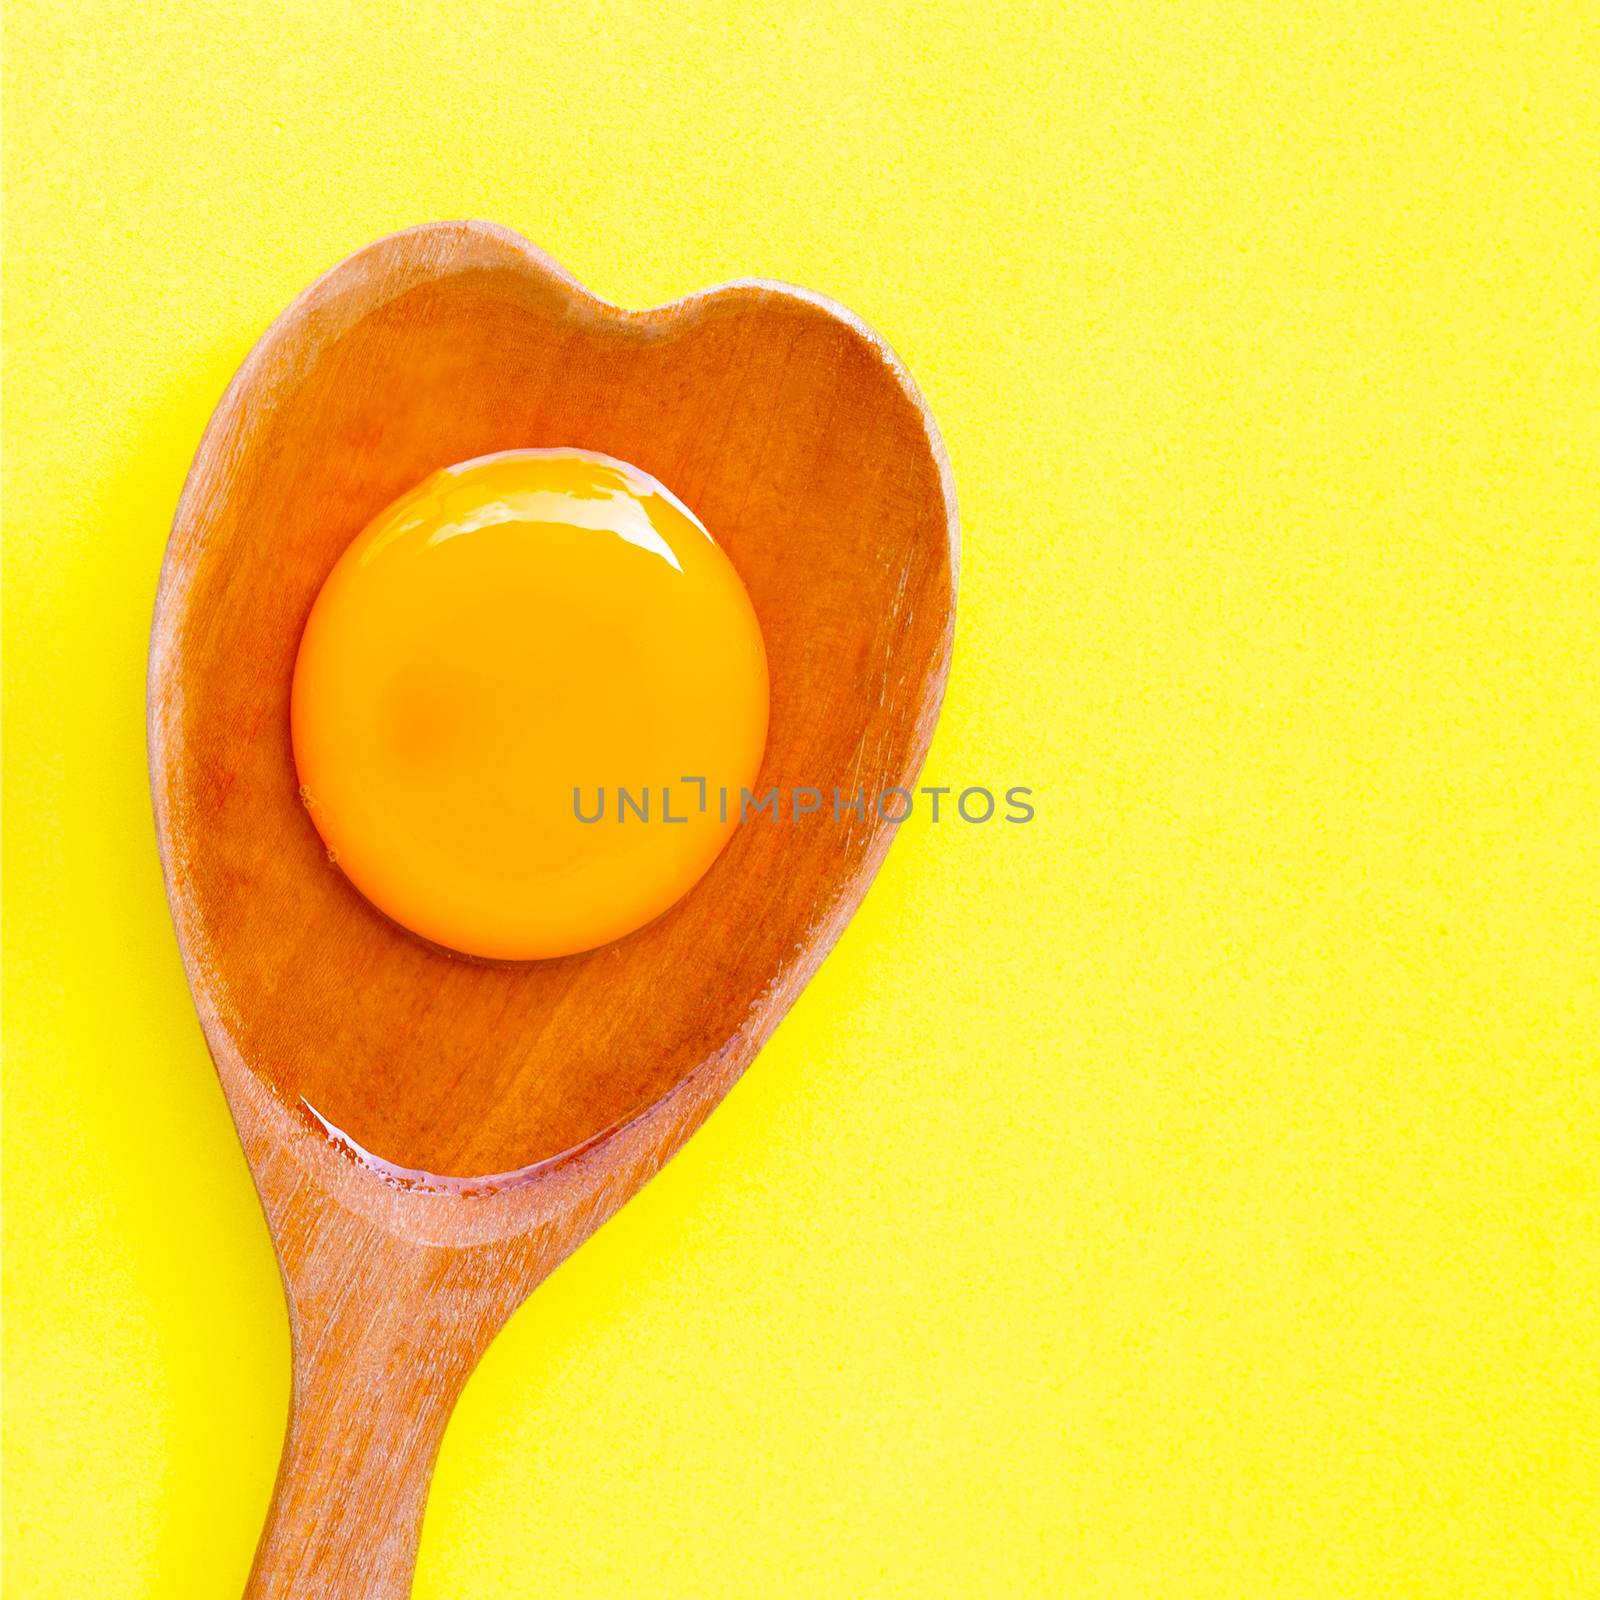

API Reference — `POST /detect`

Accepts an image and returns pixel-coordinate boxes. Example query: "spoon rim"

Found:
[148,219,959,1202]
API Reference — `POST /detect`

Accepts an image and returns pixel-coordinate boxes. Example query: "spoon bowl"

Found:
[149,220,956,1597]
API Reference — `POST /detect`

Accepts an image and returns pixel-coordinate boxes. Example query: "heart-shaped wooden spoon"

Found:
[148,220,956,1597]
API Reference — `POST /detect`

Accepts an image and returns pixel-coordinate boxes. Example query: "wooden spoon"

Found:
[148,220,956,1598]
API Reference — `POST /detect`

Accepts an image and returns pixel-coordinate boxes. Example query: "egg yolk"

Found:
[290,449,769,961]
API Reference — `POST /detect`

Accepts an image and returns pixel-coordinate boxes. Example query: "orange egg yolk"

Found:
[290,449,769,961]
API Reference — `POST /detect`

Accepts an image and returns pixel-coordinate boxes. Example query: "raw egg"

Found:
[290,448,768,961]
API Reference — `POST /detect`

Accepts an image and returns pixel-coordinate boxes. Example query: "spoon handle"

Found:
[244,1210,507,1598]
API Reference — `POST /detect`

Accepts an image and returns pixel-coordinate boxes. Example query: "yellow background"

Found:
[4,1,1598,1594]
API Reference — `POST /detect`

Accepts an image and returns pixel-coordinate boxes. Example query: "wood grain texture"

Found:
[148,220,956,1598]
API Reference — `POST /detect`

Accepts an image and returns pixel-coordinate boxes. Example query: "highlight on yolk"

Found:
[290,448,769,961]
